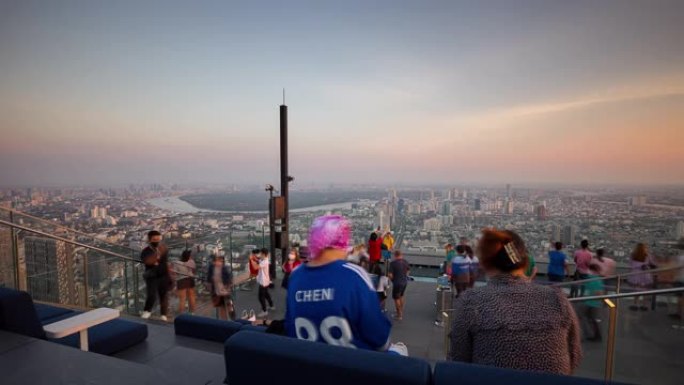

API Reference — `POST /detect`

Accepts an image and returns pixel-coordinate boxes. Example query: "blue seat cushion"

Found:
[224,331,432,385]
[0,287,46,339]
[33,303,76,323]
[433,361,633,385]
[48,318,148,356]
[174,314,243,343]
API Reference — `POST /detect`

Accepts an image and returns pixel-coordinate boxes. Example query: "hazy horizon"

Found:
[1,0,683,186]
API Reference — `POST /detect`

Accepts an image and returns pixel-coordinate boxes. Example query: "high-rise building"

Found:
[423,217,442,231]
[676,221,684,240]
[535,205,547,220]
[24,237,79,305]
[561,225,577,247]
[375,210,385,230]
[551,224,561,243]
[506,184,512,198]
[441,201,452,215]
[91,206,99,219]
[474,198,482,211]
[503,199,513,215]
[98,207,107,218]
[629,196,647,206]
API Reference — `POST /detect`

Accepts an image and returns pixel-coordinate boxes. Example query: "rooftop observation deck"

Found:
[2,275,682,385]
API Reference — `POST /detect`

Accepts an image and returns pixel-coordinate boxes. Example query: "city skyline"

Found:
[1,1,683,186]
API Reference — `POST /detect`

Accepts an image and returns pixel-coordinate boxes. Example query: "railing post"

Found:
[133,263,140,315]
[9,211,21,290]
[123,260,129,314]
[443,311,451,359]
[83,252,89,308]
[604,299,617,382]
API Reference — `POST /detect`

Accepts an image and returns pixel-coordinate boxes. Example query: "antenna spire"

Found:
[282,88,286,105]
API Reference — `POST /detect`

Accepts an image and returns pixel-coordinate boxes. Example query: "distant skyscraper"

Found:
[91,206,99,219]
[561,225,577,247]
[474,198,482,211]
[676,221,684,240]
[535,205,547,220]
[24,237,78,304]
[551,224,562,242]
[441,201,452,215]
[376,210,385,230]
[506,184,512,198]
[629,196,647,206]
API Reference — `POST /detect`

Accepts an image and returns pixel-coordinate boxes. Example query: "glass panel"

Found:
[612,291,684,385]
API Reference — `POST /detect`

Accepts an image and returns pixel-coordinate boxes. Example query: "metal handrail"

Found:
[0,218,213,280]
[0,206,138,253]
[568,287,684,302]
[551,264,684,287]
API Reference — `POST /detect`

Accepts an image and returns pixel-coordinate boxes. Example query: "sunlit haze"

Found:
[1,0,683,186]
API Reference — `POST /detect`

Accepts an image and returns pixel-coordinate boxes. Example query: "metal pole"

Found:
[83,252,89,308]
[9,211,20,290]
[133,262,140,314]
[229,231,235,300]
[123,260,129,314]
[277,101,289,280]
[443,311,451,359]
[605,299,618,382]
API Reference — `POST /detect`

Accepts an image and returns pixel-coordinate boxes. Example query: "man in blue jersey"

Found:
[285,215,406,355]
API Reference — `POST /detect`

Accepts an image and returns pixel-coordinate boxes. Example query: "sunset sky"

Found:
[1,0,683,186]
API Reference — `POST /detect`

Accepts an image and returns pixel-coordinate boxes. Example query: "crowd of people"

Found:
[138,216,682,377]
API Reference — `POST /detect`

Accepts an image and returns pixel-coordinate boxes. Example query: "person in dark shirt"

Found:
[140,230,171,321]
[388,250,410,320]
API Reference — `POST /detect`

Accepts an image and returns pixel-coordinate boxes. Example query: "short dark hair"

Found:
[181,250,192,262]
[147,230,161,240]
[394,250,402,258]
[251,249,260,255]
[260,248,269,255]
[372,264,383,276]
[554,242,563,251]
[478,229,529,273]
[455,245,465,254]
[370,233,378,241]
[596,248,605,262]
[464,245,474,258]
[581,239,589,249]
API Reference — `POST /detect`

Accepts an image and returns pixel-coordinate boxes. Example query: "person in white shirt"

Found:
[372,264,391,312]
[257,248,274,317]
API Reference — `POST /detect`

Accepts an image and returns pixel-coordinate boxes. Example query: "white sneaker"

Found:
[269,306,276,311]
[257,311,268,318]
[388,342,409,356]
[160,315,168,322]
[141,311,151,319]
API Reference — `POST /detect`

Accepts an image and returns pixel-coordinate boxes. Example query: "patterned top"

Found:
[449,274,582,375]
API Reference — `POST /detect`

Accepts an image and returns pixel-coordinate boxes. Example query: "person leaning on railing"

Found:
[449,229,582,375]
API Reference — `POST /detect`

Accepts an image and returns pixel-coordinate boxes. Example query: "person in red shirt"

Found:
[247,249,260,290]
[368,232,383,272]
[281,247,302,289]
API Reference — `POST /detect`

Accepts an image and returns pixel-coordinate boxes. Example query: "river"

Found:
[146,196,354,214]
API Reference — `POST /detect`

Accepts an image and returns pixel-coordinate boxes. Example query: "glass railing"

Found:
[0,214,262,322]
[569,287,684,384]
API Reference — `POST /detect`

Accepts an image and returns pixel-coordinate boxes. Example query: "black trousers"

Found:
[580,305,602,340]
[258,285,273,311]
[144,276,169,316]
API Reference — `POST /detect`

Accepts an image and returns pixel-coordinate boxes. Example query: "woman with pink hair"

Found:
[284,215,406,355]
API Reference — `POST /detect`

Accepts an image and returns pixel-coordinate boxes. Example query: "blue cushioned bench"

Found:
[433,361,632,385]
[224,331,432,385]
[174,314,265,343]
[0,288,147,356]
